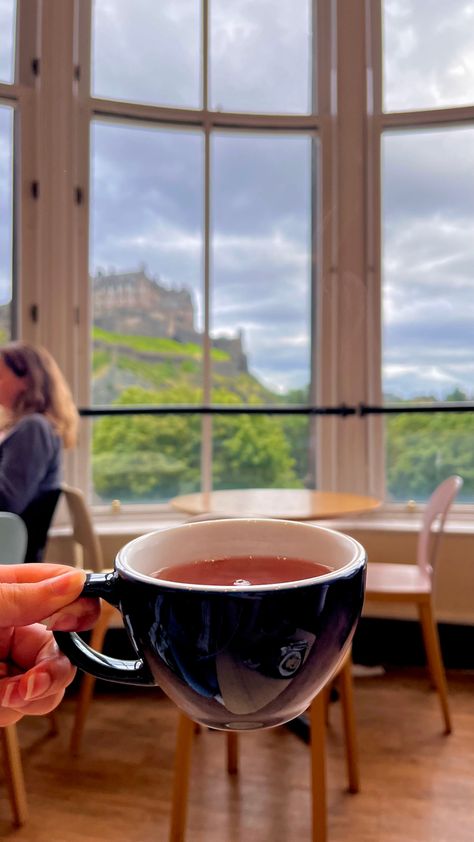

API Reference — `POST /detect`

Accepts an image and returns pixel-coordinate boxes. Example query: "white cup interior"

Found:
[116,518,366,591]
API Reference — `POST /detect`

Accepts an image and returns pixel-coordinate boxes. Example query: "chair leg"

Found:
[226,732,239,774]
[309,689,327,842]
[70,604,112,755]
[337,654,359,793]
[170,674,354,842]
[321,681,331,726]
[170,714,195,842]
[1,725,28,826]
[417,599,452,734]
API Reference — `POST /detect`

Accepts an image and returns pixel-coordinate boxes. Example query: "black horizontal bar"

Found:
[78,401,474,418]
[359,401,474,415]
[78,403,356,417]
[79,401,474,418]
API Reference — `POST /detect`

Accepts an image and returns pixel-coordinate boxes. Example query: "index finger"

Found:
[0,565,88,627]
[0,564,81,584]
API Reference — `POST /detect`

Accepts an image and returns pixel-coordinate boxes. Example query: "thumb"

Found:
[0,568,87,628]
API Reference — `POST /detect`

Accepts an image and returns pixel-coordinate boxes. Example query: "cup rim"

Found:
[115,518,367,593]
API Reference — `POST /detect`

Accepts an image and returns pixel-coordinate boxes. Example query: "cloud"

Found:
[382,122,474,397]
[382,126,474,220]
[383,0,474,110]
[210,0,311,113]
[0,0,15,82]
[92,0,200,107]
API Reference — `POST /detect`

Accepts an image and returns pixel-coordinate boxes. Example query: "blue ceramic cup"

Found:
[54,518,366,731]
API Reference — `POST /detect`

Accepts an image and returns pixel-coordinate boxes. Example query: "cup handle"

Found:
[53,571,155,686]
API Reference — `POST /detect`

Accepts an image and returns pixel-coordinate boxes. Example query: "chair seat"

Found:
[366,562,431,597]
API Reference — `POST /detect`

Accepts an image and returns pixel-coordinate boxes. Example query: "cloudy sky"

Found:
[90,0,312,394]
[382,0,474,399]
[1,0,474,399]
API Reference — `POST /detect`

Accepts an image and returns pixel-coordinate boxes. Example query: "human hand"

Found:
[0,564,100,726]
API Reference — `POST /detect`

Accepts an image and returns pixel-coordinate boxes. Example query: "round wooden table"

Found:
[170,488,381,521]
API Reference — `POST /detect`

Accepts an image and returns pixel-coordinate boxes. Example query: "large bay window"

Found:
[5,0,474,512]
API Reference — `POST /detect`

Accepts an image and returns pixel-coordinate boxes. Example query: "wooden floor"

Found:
[1,669,474,842]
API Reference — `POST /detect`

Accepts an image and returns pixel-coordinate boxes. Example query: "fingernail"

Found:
[51,570,85,596]
[0,681,19,707]
[43,613,77,631]
[41,615,54,630]
[21,672,52,701]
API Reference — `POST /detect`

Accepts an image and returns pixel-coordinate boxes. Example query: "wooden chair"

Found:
[60,484,121,755]
[0,512,29,825]
[170,648,359,842]
[365,474,463,734]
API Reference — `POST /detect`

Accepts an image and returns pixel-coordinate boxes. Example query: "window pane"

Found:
[90,120,204,404]
[210,0,312,114]
[212,414,312,491]
[211,132,313,488]
[212,133,312,399]
[383,0,474,112]
[382,127,474,500]
[91,413,201,504]
[90,120,204,500]
[0,106,13,341]
[0,0,15,84]
[92,0,200,108]
[386,413,474,502]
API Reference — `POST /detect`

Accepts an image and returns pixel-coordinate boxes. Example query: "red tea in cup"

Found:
[152,555,332,586]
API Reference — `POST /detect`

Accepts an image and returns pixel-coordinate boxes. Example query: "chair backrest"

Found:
[20,488,61,563]
[417,475,463,576]
[61,484,104,572]
[0,512,28,564]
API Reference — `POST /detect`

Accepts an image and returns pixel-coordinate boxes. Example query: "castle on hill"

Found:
[92,269,248,373]
[93,270,196,343]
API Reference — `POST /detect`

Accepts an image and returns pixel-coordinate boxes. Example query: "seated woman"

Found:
[0,341,78,561]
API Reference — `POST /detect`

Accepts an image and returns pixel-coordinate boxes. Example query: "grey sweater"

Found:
[0,413,61,515]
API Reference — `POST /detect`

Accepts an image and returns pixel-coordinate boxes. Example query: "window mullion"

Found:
[72,0,92,494]
[35,0,77,365]
[365,0,384,500]
[201,0,212,493]
[202,124,212,493]
[15,0,40,343]
[332,0,371,494]
[34,1,79,488]
[315,0,340,490]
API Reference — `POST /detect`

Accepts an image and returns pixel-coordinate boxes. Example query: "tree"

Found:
[92,384,301,501]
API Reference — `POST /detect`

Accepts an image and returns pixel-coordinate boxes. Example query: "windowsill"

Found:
[49,506,474,539]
